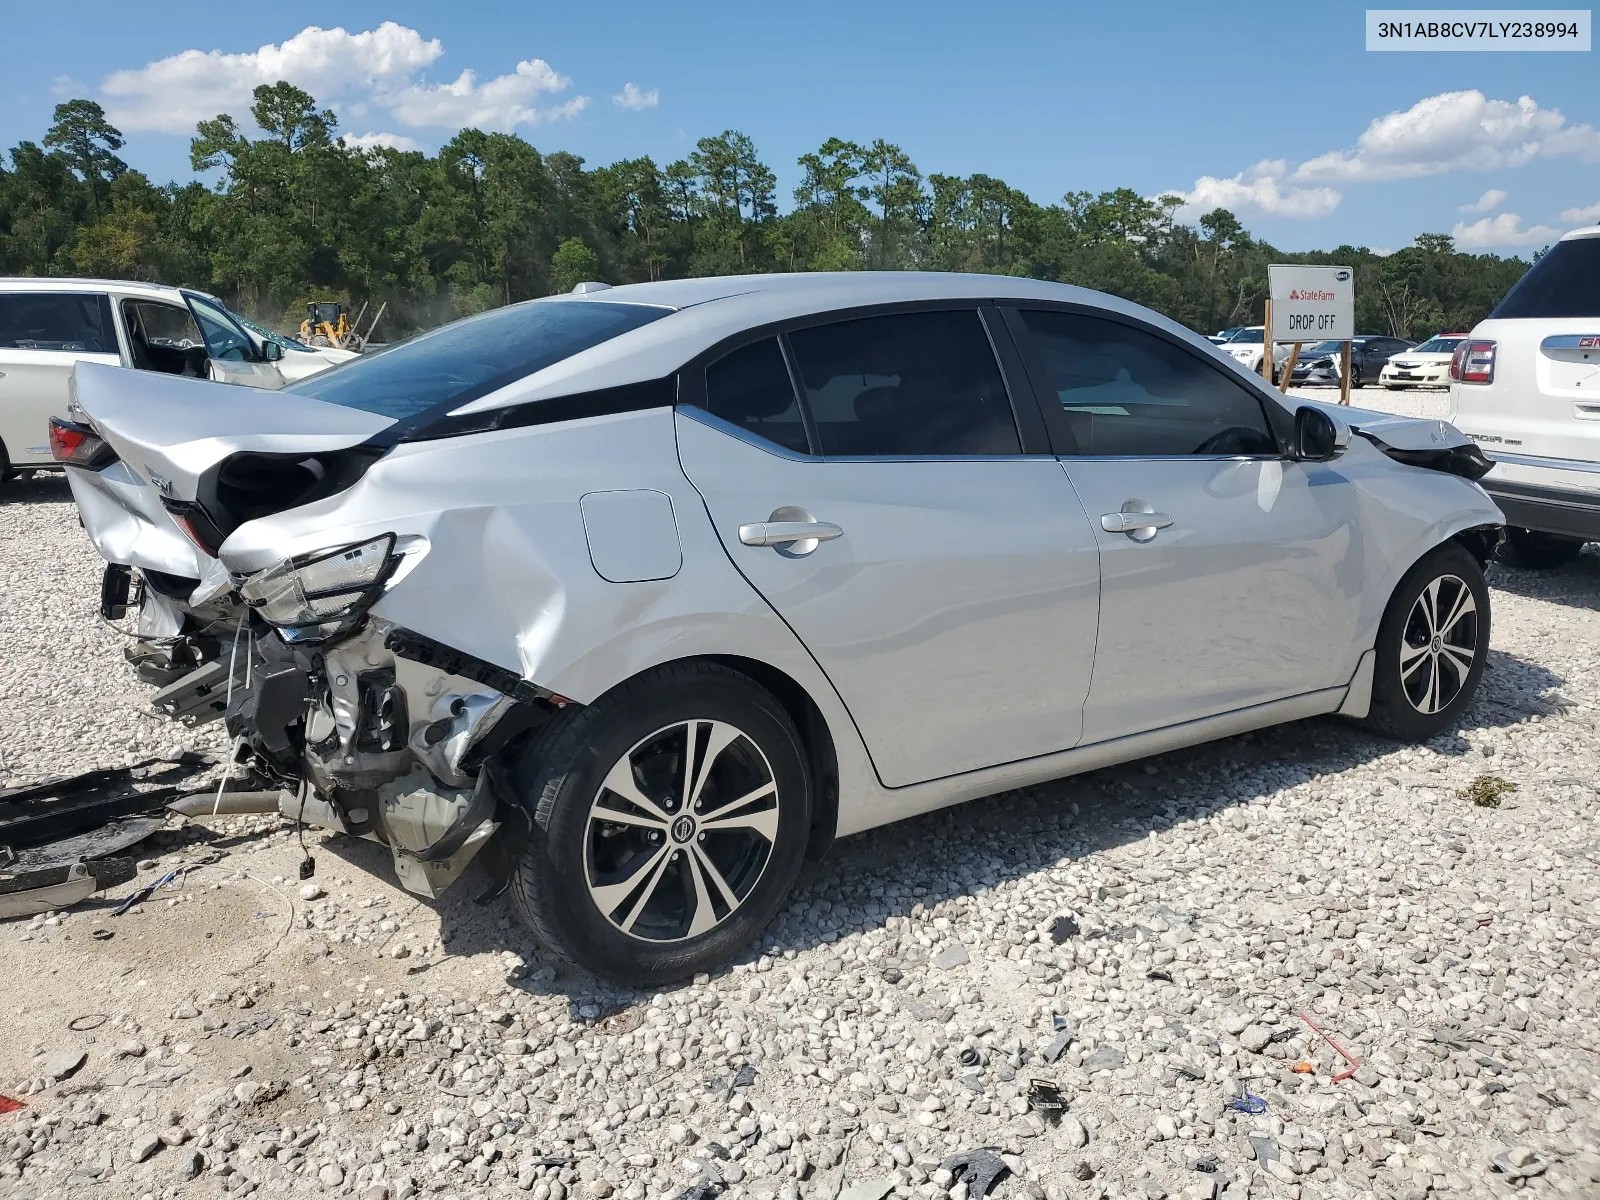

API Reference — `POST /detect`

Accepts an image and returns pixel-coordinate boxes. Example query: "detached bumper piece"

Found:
[0,753,215,918]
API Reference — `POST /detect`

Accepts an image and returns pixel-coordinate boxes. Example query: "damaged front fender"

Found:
[1303,401,1494,481]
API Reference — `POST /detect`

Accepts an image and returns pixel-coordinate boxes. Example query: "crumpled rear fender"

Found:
[65,461,210,579]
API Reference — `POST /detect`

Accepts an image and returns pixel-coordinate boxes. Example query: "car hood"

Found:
[72,361,392,502]
[1385,352,1453,365]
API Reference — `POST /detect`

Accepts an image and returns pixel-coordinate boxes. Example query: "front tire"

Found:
[1496,526,1585,570]
[509,662,812,985]
[1360,543,1489,741]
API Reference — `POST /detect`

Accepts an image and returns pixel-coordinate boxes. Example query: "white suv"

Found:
[0,279,342,477]
[1448,226,1600,568]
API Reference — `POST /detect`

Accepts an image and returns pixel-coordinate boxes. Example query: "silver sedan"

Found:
[64,272,1503,983]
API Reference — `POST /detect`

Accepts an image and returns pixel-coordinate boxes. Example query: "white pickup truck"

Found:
[0,278,350,477]
[1448,225,1600,568]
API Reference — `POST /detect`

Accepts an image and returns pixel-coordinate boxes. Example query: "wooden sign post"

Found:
[1267,264,1356,403]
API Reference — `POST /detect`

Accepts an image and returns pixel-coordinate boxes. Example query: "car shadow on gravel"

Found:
[1486,551,1600,611]
[308,644,1567,1014]
[0,472,73,506]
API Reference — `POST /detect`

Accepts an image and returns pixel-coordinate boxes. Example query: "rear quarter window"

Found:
[1490,237,1600,320]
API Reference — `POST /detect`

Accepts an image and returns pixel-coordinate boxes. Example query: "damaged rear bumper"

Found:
[215,619,555,901]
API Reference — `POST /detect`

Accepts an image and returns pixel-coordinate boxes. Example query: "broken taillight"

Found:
[48,417,116,468]
[1450,339,1496,384]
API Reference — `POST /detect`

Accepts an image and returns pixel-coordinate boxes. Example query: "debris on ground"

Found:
[939,1148,1010,1199]
[1458,773,1517,807]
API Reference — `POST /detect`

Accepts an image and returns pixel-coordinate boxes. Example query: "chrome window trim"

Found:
[1485,448,1600,476]
[1539,335,1600,351]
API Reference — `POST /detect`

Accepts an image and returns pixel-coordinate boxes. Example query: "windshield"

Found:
[1414,337,1463,354]
[1228,329,1263,343]
[1490,237,1600,319]
[286,299,671,420]
[1304,340,1342,355]
[233,312,311,353]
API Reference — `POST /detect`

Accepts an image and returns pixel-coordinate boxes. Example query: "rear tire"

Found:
[1360,543,1490,742]
[1496,527,1585,570]
[0,438,13,484]
[509,662,811,986]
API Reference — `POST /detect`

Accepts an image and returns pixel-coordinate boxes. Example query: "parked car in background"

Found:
[0,278,343,477]
[61,271,1501,983]
[232,313,359,383]
[1381,335,1467,389]
[1289,335,1416,389]
[1220,326,1292,376]
[1208,325,1244,345]
[1449,224,1600,568]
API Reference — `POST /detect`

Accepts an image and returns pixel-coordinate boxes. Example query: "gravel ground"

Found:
[3,383,1598,1200]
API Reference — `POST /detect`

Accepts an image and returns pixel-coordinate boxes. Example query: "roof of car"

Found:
[449,271,1281,416]
[1559,225,1600,241]
[0,276,189,300]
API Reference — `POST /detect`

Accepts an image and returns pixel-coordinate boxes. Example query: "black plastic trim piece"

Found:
[1481,480,1600,540]
[386,378,678,446]
[1356,433,1494,481]
[384,627,550,705]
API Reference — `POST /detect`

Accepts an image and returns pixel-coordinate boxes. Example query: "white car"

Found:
[232,313,359,383]
[1449,224,1600,568]
[1382,334,1467,389]
[0,278,335,476]
[1220,326,1293,377]
[63,272,1502,983]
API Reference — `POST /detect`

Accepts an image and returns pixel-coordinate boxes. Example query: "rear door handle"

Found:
[1100,511,1173,533]
[738,520,844,547]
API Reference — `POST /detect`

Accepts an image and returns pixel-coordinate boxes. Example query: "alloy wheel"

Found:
[584,719,780,943]
[1399,573,1480,714]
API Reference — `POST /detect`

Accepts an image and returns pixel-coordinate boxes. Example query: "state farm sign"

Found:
[1268,265,1354,342]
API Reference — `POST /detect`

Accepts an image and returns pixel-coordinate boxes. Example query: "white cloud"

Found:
[98,23,586,136]
[1458,188,1506,214]
[1451,212,1563,248]
[1294,91,1600,183]
[1166,159,1341,222]
[1560,200,1600,224]
[1165,89,1600,228]
[340,131,421,152]
[386,60,584,130]
[612,82,659,111]
[51,75,85,98]
[101,23,442,133]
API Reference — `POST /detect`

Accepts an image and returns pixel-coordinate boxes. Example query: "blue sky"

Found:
[4,0,1597,255]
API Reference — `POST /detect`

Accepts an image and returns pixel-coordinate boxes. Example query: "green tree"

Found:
[42,99,125,219]
[550,237,601,293]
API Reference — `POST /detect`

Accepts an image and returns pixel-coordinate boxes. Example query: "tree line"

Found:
[1,84,1531,342]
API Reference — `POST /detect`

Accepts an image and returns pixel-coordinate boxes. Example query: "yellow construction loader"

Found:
[298,300,385,351]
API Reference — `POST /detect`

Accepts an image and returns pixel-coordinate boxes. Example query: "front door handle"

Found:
[1100,511,1174,534]
[739,520,844,547]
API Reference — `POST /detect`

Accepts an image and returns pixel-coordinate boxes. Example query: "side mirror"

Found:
[261,340,283,363]
[1294,405,1349,462]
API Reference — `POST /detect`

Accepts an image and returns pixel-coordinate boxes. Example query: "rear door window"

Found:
[702,337,809,454]
[1018,309,1278,457]
[0,292,116,352]
[1491,237,1600,319]
[785,310,1021,456]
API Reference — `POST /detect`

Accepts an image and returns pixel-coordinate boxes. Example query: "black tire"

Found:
[1360,543,1490,741]
[0,438,13,484]
[1496,526,1585,570]
[509,662,812,985]
[1350,365,1364,389]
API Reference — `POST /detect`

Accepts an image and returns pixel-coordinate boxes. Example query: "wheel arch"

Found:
[696,653,839,860]
[1449,522,1504,568]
